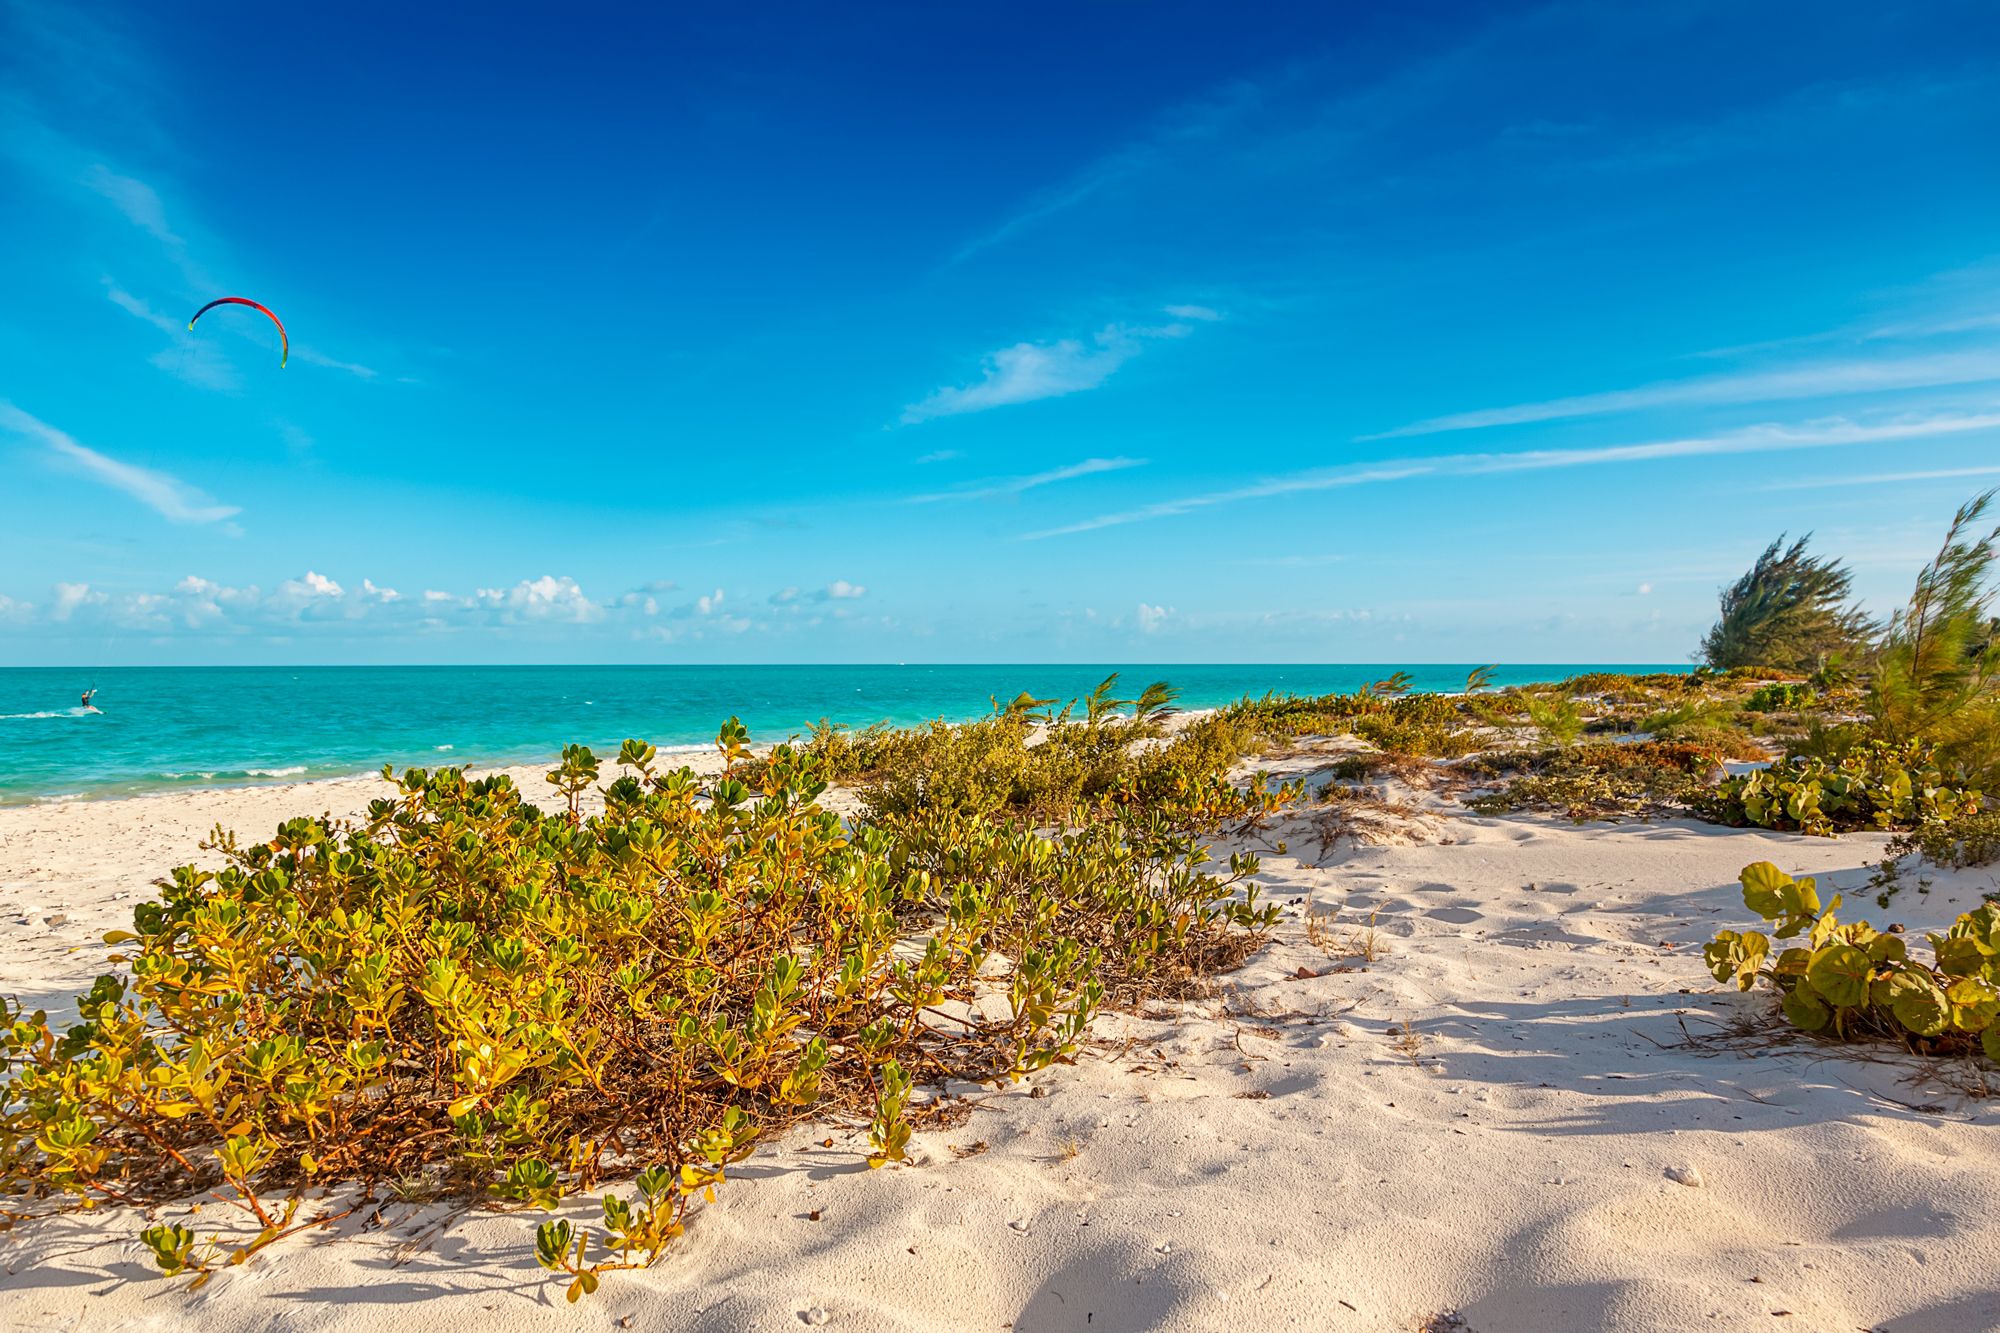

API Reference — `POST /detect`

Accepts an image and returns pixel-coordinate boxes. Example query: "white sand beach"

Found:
[2,756,1997,1332]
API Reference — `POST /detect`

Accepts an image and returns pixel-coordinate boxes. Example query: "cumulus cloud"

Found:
[8,570,630,637]
[477,575,603,623]
[1136,602,1173,633]
[818,580,866,601]
[51,582,101,621]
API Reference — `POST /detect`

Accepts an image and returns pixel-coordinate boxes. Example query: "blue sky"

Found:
[3,0,1998,666]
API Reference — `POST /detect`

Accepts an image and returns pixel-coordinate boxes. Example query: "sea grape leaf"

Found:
[1781,985,1832,1032]
[1864,933,1907,965]
[1806,943,1871,1009]
[1886,972,1950,1037]
[1933,936,1989,977]
[1704,930,1768,991]
[1772,947,1812,979]
[1946,976,2000,1032]
[1739,862,1791,920]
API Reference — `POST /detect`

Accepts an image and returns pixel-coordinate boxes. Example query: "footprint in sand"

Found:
[1424,905,1485,925]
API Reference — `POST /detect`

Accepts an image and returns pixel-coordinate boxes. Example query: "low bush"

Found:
[1463,741,1723,821]
[1744,682,1814,712]
[1707,861,2000,1062]
[1523,696,1584,746]
[0,723,1279,1296]
[1889,809,2000,869]
[1220,689,1479,757]
[1697,739,1983,836]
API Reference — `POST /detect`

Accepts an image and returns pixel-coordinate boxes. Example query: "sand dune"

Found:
[1,764,1996,1331]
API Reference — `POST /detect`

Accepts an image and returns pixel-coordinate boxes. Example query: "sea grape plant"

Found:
[1707,861,2000,1060]
[1699,739,1982,836]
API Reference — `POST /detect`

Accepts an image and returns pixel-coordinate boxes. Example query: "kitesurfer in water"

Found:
[80,689,96,710]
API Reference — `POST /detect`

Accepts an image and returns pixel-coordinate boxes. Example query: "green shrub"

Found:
[1744,682,1813,712]
[1523,696,1584,746]
[1464,741,1723,821]
[0,723,1278,1294]
[1221,689,1383,738]
[1698,739,1983,836]
[1707,861,2000,1061]
[1889,809,2000,869]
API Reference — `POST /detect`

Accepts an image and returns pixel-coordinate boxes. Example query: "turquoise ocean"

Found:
[0,664,1687,805]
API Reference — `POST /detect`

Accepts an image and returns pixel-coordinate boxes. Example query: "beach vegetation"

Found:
[1866,491,2000,788]
[0,718,1280,1297]
[1701,535,1874,673]
[1697,739,1981,836]
[1888,809,2000,870]
[1708,861,2000,1063]
[1522,696,1584,746]
[1463,741,1725,821]
[1744,681,1813,713]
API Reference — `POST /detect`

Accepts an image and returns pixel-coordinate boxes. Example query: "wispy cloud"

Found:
[1761,464,2000,492]
[902,314,1210,424]
[104,279,241,390]
[947,80,1263,266]
[291,345,379,380]
[0,401,241,524]
[83,164,180,247]
[1025,410,2000,539]
[1366,349,2000,439]
[101,279,178,334]
[911,456,1145,504]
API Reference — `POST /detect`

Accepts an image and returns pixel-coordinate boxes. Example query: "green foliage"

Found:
[1523,696,1584,746]
[1464,665,1497,694]
[0,719,1279,1298]
[1698,739,1983,836]
[1708,861,2000,1062]
[1222,689,1478,757]
[1868,491,2000,788]
[1888,808,2000,870]
[1129,680,1181,730]
[1637,698,1761,756]
[1702,533,1873,672]
[1464,741,1724,821]
[1744,682,1813,713]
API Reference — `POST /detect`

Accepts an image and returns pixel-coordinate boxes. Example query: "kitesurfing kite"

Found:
[188,296,288,368]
